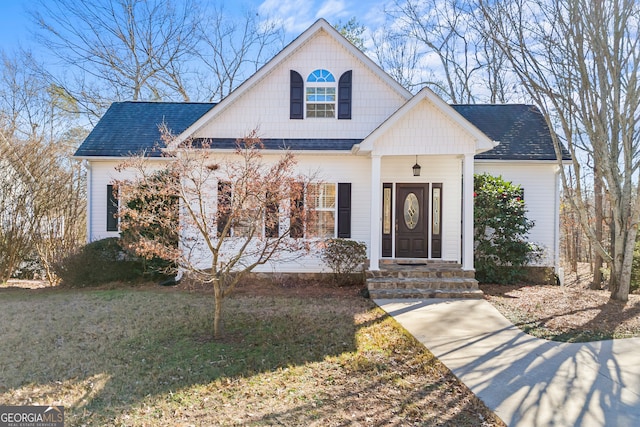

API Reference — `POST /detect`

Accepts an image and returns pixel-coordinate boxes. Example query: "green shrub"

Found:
[53,238,149,287]
[321,238,367,286]
[474,173,539,284]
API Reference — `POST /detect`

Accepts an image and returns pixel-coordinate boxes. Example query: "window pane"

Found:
[319,183,336,208]
[308,211,335,238]
[307,69,336,82]
[326,88,335,101]
[306,87,316,101]
[306,103,335,118]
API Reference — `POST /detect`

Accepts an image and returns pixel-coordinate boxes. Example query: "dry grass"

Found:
[0,284,503,426]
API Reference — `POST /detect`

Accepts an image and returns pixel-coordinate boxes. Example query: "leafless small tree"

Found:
[117,130,317,338]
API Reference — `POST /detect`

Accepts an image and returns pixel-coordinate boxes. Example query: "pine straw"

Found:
[481,265,640,342]
[0,284,504,426]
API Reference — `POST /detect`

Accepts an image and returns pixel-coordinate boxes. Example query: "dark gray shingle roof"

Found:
[75,101,570,161]
[452,104,571,161]
[74,101,216,157]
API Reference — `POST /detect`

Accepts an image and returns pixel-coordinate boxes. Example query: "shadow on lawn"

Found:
[0,287,377,424]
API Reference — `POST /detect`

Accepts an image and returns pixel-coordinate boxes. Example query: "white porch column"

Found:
[462,153,474,271]
[369,155,382,271]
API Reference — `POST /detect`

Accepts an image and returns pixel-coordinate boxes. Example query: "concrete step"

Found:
[367,269,476,279]
[366,277,479,290]
[367,259,480,299]
[368,288,484,299]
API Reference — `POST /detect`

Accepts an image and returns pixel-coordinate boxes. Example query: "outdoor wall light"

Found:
[412,155,421,176]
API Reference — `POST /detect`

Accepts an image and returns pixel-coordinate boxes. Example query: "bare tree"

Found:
[380,0,518,102]
[195,7,284,102]
[0,51,86,283]
[385,0,484,102]
[371,26,423,92]
[479,0,640,301]
[31,0,285,116]
[31,0,201,116]
[0,133,36,282]
[116,131,316,338]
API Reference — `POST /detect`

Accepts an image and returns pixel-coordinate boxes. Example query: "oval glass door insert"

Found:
[403,192,419,229]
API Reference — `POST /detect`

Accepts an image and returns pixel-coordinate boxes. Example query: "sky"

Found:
[0,0,390,53]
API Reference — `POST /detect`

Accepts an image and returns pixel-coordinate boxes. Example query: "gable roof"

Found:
[452,104,572,161]
[357,87,497,154]
[74,101,215,158]
[170,18,413,146]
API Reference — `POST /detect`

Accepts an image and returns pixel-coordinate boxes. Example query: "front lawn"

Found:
[0,284,503,426]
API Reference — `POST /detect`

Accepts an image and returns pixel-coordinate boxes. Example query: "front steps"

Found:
[366,259,483,299]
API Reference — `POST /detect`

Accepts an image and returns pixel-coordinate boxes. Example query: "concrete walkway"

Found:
[375,298,640,427]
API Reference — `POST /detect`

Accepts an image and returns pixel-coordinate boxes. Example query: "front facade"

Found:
[75,19,570,275]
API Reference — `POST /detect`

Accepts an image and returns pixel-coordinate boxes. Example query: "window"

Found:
[289,182,351,239]
[265,191,280,238]
[307,183,336,238]
[217,182,280,238]
[217,181,232,237]
[106,184,119,231]
[306,69,336,118]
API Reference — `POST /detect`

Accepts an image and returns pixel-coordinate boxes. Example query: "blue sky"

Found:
[0,0,390,53]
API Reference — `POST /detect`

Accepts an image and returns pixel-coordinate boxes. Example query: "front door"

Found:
[395,184,429,258]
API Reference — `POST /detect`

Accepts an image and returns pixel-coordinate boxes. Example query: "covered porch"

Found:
[353,90,496,276]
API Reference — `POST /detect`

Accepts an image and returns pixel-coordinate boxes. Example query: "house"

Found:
[74,19,571,292]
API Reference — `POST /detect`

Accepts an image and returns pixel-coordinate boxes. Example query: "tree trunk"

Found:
[614,220,637,301]
[609,219,636,302]
[591,168,603,289]
[213,279,224,339]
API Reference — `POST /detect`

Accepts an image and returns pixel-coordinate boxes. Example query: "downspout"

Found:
[83,160,92,243]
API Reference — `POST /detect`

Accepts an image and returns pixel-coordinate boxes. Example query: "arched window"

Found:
[306,69,336,118]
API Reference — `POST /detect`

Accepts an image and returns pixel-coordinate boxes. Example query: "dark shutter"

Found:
[217,181,232,237]
[265,191,279,238]
[337,183,351,238]
[106,184,118,232]
[290,183,304,238]
[338,71,352,120]
[290,70,304,119]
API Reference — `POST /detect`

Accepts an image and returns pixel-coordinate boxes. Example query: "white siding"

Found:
[88,160,165,242]
[372,99,477,156]
[194,30,407,140]
[224,153,371,273]
[475,162,559,267]
[88,154,371,273]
